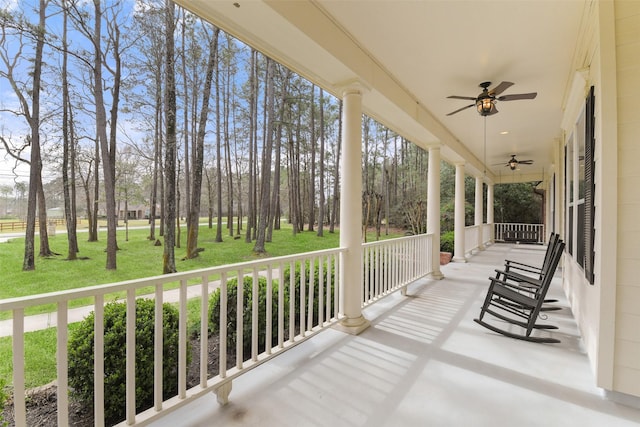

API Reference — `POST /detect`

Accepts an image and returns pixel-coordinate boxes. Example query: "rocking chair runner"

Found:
[474,240,566,344]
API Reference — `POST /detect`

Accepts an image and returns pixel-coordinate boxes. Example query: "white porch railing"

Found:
[0,234,435,426]
[482,223,493,244]
[362,233,433,306]
[464,225,479,256]
[494,223,545,244]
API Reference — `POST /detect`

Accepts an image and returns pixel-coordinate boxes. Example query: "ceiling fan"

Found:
[446,81,537,116]
[496,154,534,170]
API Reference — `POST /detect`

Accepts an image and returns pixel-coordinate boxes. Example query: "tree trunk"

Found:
[214,30,223,243]
[21,0,48,270]
[93,0,118,270]
[245,49,258,243]
[254,58,275,253]
[329,101,342,233]
[61,0,79,260]
[163,0,177,274]
[317,88,325,237]
[186,27,219,257]
[307,85,316,232]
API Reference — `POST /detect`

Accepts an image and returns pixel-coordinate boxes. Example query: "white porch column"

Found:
[487,182,495,243]
[453,162,467,262]
[427,145,444,279]
[475,176,485,251]
[336,82,370,335]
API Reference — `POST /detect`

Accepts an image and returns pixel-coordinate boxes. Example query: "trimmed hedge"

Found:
[283,260,336,330]
[208,276,284,358]
[68,299,183,424]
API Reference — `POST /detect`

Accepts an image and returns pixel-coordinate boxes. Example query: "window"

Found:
[565,86,596,284]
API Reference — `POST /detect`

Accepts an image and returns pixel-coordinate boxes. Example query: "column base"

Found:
[334,315,371,335]
[452,256,467,263]
[479,244,486,251]
[430,270,445,280]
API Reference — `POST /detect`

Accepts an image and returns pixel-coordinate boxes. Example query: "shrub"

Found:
[283,260,336,330]
[68,299,183,424]
[440,231,455,253]
[208,276,284,358]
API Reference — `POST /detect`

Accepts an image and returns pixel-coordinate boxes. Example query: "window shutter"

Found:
[584,86,596,284]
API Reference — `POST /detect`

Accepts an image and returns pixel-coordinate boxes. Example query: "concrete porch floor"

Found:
[153,244,640,427]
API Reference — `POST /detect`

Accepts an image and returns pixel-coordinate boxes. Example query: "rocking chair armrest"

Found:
[504,261,542,275]
[494,269,543,288]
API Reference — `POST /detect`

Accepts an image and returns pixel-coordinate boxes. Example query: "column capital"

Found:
[338,78,371,97]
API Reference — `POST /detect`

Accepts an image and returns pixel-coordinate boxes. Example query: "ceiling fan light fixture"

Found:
[476,95,493,116]
[509,159,518,170]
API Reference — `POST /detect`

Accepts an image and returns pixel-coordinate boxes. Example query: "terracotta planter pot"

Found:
[440,252,452,265]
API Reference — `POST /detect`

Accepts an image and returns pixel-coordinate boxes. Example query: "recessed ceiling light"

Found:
[500,131,509,135]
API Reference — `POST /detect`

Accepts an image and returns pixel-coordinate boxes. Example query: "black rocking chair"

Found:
[496,233,563,311]
[474,240,565,343]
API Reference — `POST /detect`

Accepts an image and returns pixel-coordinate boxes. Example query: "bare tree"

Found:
[254,57,275,253]
[317,88,325,237]
[61,0,79,260]
[163,0,177,274]
[186,24,219,258]
[0,0,53,270]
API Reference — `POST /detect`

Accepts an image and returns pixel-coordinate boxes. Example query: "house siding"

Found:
[613,0,640,397]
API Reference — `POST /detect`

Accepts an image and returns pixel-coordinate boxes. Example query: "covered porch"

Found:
[153,243,640,426]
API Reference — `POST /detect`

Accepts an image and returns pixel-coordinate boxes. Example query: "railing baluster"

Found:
[200,275,209,387]
[252,268,259,361]
[278,264,284,349]
[326,255,332,321]
[236,270,244,369]
[179,279,187,398]
[126,288,136,424]
[266,267,273,356]
[300,260,306,336]
[289,262,295,342]
[318,256,324,326]
[154,284,163,411]
[307,258,314,331]
[57,301,69,427]
[12,309,26,427]
[220,272,228,378]
[94,295,105,427]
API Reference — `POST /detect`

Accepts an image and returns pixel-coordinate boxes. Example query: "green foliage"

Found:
[283,260,336,329]
[208,276,284,358]
[440,231,454,253]
[494,183,542,224]
[68,299,183,424]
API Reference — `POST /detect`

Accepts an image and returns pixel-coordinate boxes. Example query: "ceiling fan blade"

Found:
[498,92,537,101]
[519,160,534,164]
[447,95,476,100]
[446,104,475,116]
[489,81,514,96]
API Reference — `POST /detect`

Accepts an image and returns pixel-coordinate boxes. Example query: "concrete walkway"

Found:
[0,283,217,337]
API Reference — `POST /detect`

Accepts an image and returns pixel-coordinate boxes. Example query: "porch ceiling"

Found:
[176,0,586,184]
